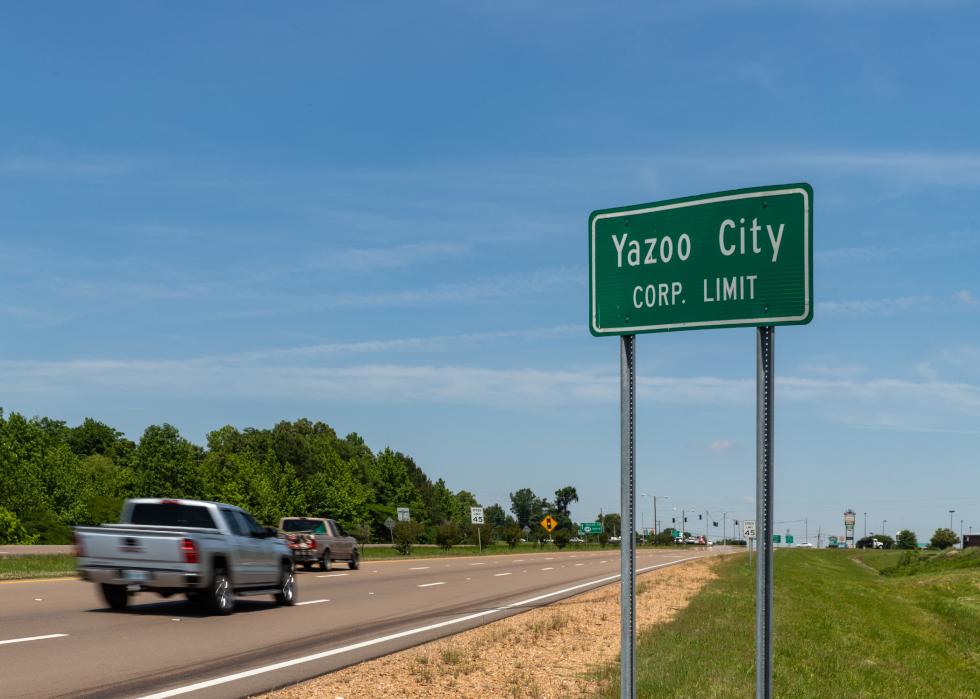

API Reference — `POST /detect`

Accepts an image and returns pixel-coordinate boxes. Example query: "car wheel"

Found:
[320,551,331,571]
[207,569,235,615]
[275,564,297,606]
[100,583,128,611]
[349,550,360,570]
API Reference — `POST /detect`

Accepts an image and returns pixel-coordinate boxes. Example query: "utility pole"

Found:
[817,526,822,549]
[863,512,867,539]
[805,518,808,545]
[882,520,887,540]
[950,510,955,531]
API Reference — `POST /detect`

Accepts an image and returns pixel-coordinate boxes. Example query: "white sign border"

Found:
[590,187,811,335]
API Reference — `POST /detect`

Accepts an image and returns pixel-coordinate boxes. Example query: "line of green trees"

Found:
[0,409,586,549]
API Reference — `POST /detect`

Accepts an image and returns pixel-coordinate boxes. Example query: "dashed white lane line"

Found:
[316,573,349,578]
[296,599,329,606]
[541,567,554,571]
[0,633,68,646]
[409,566,430,570]
[575,563,585,566]
[469,562,486,566]
[135,555,706,699]
[418,582,446,588]
[494,572,512,577]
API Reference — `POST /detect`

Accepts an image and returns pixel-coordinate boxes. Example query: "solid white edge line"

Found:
[417,582,446,588]
[136,555,704,699]
[493,572,512,577]
[0,633,68,646]
[295,599,329,606]
[315,573,349,578]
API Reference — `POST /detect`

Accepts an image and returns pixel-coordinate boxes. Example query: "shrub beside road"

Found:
[593,549,980,698]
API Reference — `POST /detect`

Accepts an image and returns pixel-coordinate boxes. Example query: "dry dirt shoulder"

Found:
[260,557,720,699]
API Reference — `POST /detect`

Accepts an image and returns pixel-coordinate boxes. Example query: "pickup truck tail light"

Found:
[72,531,85,558]
[180,538,199,564]
[307,534,316,548]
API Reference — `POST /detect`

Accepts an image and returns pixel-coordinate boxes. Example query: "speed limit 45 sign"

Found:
[742,520,757,539]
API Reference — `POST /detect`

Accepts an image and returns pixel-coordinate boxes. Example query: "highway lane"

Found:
[0,547,733,698]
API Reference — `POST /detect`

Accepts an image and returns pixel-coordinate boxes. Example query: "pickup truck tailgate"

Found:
[76,526,206,567]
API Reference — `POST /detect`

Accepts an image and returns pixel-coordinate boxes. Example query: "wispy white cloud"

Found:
[953,289,978,307]
[710,439,735,452]
[0,155,142,179]
[816,296,933,317]
[310,242,468,271]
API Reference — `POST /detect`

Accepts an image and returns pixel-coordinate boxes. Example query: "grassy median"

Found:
[595,548,980,698]
[0,554,76,580]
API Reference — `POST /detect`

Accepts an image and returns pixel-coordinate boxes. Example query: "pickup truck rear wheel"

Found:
[206,569,235,615]
[100,583,128,611]
[349,550,360,570]
[275,564,297,606]
[320,551,331,572]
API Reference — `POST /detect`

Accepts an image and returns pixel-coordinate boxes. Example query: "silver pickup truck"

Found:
[74,498,296,615]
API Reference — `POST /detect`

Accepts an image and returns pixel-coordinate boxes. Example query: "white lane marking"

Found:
[514,559,524,562]
[136,556,705,699]
[296,599,329,606]
[316,573,349,578]
[409,566,430,570]
[545,557,554,560]
[494,572,512,577]
[34,598,43,601]
[0,633,68,646]
[469,562,486,566]
[541,567,554,571]
[575,563,584,567]
[418,582,445,588]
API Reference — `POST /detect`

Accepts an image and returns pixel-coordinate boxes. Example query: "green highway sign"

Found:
[773,534,782,543]
[671,529,680,538]
[589,184,813,335]
[578,522,602,535]
[786,535,794,544]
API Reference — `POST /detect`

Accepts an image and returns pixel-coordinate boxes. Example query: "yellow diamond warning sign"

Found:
[540,515,558,533]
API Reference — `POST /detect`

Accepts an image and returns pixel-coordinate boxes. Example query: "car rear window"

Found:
[130,503,217,529]
[282,518,327,534]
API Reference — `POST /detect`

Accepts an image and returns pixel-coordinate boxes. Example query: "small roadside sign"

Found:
[578,521,602,535]
[396,507,410,522]
[786,535,794,545]
[742,520,756,539]
[773,534,782,544]
[522,525,531,535]
[470,507,484,525]
[540,515,558,533]
[384,517,395,530]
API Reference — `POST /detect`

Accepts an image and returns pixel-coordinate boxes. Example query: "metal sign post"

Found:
[755,326,775,699]
[620,335,636,699]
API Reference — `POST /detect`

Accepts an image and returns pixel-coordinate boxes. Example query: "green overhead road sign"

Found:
[578,522,602,535]
[589,184,813,336]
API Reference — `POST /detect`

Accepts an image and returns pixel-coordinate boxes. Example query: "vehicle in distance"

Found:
[568,537,585,544]
[74,498,296,615]
[796,542,814,548]
[609,535,622,543]
[279,516,360,571]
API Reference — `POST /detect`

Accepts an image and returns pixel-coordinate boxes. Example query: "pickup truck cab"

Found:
[279,517,360,571]
[74,498,296,615]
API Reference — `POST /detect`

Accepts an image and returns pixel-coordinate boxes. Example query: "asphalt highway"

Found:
[0,547,731,698]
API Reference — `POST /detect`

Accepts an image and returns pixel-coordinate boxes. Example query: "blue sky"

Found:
[2,2,978,544]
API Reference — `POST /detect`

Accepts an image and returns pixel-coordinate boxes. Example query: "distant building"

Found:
[963,533,980,549]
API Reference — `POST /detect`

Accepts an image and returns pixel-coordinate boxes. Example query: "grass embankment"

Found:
[595,549,980,698]
[0,554,76,580]
[361,541,621,559]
